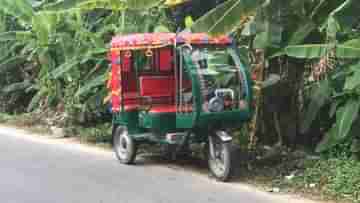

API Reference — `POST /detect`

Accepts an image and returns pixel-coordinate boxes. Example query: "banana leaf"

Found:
[285,44,360,59]
[126,0,162,10]
[0,31,33,42]
[32,12,60,46]
[343,38,360,48]
[301,79,331,134]
[27,89,45,112]
[0,56,27,74]
[45,0,157,11]
[316,98,360,152]
[44,0,93,11]
[0,0,34,24]
[191,0,264,36]
[75,73,107,97]
[287,20,316,45]
[2,80,32,93]
[330,0,360,32]
[344,62,360,91]
[51,58,79,79]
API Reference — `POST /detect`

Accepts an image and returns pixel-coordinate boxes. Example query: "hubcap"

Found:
[209,140,226,176]
[116,129,130,160]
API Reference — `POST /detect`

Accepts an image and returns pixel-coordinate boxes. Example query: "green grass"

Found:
[292,158,360,203]
[68,123,112,144]
[0,113,12,123]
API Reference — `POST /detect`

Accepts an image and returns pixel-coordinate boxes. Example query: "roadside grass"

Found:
[295,158,360,203]
[0,113,13,123]
[241,154,360,203]
[0,112,111,147]
[69,123,112,146]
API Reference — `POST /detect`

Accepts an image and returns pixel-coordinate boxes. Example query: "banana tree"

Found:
[279,0,360,152]
[0,0,172,118]
[177,0,360,151]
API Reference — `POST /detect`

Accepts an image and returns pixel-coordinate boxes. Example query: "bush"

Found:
[75,123,112,144]
[0,113,12,123]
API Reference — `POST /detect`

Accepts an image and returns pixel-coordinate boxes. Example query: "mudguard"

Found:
[215,131,232,142]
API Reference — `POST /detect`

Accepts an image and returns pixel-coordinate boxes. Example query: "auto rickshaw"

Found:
[107,32,253,181]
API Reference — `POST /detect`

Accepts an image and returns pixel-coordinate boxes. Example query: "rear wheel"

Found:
[208,136,232,182]
[113,126,137,164]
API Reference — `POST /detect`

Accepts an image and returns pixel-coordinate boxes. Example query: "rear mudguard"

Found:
[215,130,232,142]
[208,130,232,159]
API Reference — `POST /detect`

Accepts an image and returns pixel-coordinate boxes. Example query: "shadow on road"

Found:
[132,145,255,182]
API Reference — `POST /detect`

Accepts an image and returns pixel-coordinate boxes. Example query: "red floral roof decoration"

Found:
[111,32,232,50]
[176,32,232,45]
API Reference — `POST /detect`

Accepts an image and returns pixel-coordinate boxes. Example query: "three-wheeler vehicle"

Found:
[107,32,253,181]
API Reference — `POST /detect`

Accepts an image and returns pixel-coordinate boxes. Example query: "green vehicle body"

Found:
[112,46,253,144]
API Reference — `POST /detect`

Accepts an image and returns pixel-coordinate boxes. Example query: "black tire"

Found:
[113,126,137,164]
[208,136,232,182]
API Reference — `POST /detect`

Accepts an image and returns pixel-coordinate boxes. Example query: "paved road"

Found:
[0,126,315,203]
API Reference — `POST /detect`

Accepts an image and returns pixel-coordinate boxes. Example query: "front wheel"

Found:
[113,126,137,164]
[208,136,232,182]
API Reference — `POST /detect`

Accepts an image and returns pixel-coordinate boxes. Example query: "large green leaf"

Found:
[344,62,360,91]
[330,0,360,32]
[45,0,152,11]
[287,20,316,45]
[191,0,264,36]
[44,0,93,11]
[32,12,60,45]
[285,44,329,59]
[343,38,360,48]
[2,80,32,93]
[285,44,360,59]
[0,56,27,74]
[301,79,331,133]
[51,58,80,78]
[77,0,126,11]
[335,46,360,59]
[0,31,33,42]
[0,11,5,33]
[316,121,340,153]
[0,0,34,24]
[27,89,46,112]
[153,25,171,33]
[126,0,162,10]
[316,98,360,152]
[75,73,107,97]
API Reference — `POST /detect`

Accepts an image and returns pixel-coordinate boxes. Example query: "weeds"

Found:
[292,158,360,203]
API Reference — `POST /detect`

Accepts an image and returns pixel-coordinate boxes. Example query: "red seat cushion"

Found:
[139,76,175,97]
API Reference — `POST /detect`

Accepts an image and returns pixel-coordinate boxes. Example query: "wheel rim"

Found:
[115,128,130,160]
[209,139,227,177]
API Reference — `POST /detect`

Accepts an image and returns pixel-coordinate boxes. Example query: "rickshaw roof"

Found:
[111,32,232,50]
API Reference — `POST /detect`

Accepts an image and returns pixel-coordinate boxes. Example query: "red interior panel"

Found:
[159,48,173,72]
[121,53,131,72]
[110,51,120,111]
[122,73,137,92]
[139,76,175,97]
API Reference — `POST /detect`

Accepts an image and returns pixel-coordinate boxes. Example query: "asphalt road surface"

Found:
[0,126,317,203]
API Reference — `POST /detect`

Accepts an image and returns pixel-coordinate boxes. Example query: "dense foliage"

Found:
[189,0,360,155]
[0,0,172,125]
